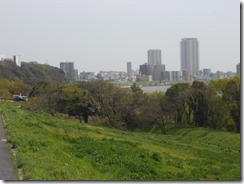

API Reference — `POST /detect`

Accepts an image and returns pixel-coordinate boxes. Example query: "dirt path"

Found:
[0,115,16,180]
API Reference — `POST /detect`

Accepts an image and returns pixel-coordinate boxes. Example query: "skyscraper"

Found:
[60,62,75,81]
[180,38,199,78]
[13,55,21,67]
[148,49,161,69]
[236,63,240,75]
[171,71,181,81]
[148,49,165,81]
[127,62,132,81]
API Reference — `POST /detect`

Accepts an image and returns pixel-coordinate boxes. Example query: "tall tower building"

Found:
[13,55,21,67]
[180,38,199,78]
[60,62,75,81]
[148,49,161,69]
[127,62,132,81]
[236,63,240,75]
[171,71,181,81]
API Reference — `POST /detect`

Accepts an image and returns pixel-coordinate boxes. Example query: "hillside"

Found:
[0,102,240,180]
[0,60,65,84]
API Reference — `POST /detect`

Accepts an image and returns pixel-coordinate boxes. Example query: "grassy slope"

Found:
[1,102,240,180]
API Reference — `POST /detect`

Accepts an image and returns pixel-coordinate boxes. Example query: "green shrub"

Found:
[151,153,162,162]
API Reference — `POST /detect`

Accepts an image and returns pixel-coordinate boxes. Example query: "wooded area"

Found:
[4,75,238,133]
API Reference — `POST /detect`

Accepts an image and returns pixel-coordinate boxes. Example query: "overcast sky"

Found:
[0,0,240,74]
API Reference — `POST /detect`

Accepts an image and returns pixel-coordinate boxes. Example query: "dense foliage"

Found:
[20,75,240,133]
[0,78,32,100]
[0,60,65,85]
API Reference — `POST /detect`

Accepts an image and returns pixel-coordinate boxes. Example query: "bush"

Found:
[151,153,162,162]
[226,121,236,132]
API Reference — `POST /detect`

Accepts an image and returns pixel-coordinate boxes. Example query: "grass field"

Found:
[0,102,240,180]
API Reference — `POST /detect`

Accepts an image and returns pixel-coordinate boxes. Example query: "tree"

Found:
[26,81,62,116]
[207,79,230,129]
[83,81,133,128]
[187,81,209,127]
[60,84,99,123]
[29,81,51,97]
[11,80,31,96]
[165,83,191,126]
[140,92,174,134]
[0,79,12,100]
[124,83,145,130]
[207,77,240,131]
[222,76,240,132]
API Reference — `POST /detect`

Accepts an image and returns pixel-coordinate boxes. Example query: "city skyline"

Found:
[0,0,240,74]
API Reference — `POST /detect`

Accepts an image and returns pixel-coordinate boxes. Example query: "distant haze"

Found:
[0,0,240,74]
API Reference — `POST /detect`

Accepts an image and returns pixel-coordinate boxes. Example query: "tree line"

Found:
[15,75,239,133]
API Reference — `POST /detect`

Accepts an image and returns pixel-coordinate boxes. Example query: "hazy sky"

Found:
[0,0,240,74]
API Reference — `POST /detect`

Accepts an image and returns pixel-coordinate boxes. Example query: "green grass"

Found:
[0,102,240,180]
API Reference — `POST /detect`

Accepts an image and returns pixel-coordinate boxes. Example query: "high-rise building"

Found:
[60,62,75,81]
[153,64,165,81]
[13,55,21,67]
[148,49,161,69]
[162,71,170,81]
[127,62,132,81]
[180,38,199,78]
[171,71,181,81]
[148,50,163,81]
[236,63,240,75]
[161,71,180,81]
[138,63,152,81]
[74,69,79,80]
[139,63,152,75]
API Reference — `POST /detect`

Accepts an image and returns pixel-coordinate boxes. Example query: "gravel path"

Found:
[0,115,16,180]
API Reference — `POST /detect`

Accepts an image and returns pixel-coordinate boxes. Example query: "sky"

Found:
[0,0,240,74]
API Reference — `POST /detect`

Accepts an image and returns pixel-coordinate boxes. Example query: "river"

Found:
[141,85,171,93]
[121,85,171,93]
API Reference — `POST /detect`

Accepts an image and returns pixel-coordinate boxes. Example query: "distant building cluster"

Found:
[133,38,200,82]
[0,36,239,84]
[96,71,127,81]
[80,72,96,81]
[78,71,129,82]
[135,49,166,82]
[58,38,239,82]
[125,38,239,82]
